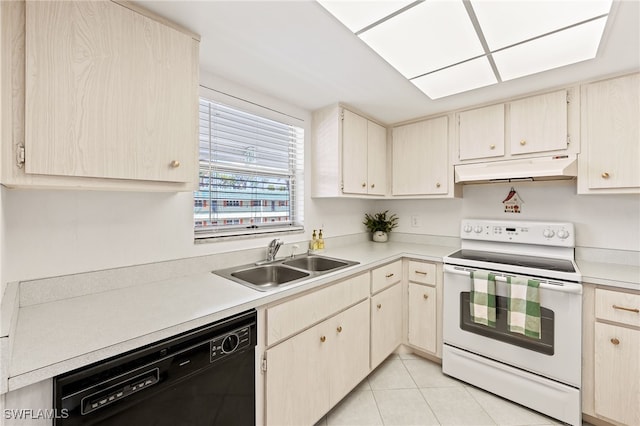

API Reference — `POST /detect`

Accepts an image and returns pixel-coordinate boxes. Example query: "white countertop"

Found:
[7,241,639,392]
[8,242,453,391]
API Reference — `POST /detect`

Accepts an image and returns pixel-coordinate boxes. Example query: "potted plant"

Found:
[363,210,398,242]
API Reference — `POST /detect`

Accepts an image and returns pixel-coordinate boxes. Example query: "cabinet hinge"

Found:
[566,91,571,104]
[340,109,344,121]
[261,356,267,372]
[16,143,25,168]
[567,135,571,145]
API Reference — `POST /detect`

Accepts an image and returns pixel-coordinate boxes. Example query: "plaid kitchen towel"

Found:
[507,276,541,339]
[470,271,496,327]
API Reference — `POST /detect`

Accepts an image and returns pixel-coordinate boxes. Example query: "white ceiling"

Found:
[136,0,640,125]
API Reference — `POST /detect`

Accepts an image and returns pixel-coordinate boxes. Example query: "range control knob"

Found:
[557,229,570,239]
[543,229,555,238]
[463,225,473,233]
[221,334,239,354]
[474,226,483,234]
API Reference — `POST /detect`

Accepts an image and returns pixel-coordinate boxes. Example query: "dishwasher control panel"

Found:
[210,325,252,363]
[81,369,159,415]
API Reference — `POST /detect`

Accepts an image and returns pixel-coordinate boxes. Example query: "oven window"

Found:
[460,292,554,355]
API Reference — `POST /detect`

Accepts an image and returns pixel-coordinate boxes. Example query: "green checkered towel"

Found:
[507,276,541,339]
[470,271,496,327]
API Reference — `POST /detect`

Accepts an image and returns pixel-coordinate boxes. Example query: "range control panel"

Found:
[461,219,575,247]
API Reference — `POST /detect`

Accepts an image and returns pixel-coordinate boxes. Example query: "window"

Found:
[195,98,304,239]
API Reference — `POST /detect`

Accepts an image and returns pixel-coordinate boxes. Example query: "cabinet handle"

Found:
[337,326,343,333]
[170,160,181,168]
[489,144,495,150]
[611,337,620,345]
[377,303,382,309]
[436,182,441,188]
[362,182,367,188]
[613,305,639,313]
[414,270,427,275]
[385,273,394,278]
[320,336,326,343]
[601,172,610,179]
[423,294,429,299]
[371,183,375,189]
[520,140,526,146]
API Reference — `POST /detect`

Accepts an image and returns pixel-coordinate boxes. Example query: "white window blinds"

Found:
[195,98,304,238]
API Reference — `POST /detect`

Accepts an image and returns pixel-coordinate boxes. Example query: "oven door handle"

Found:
[444,265,582,294]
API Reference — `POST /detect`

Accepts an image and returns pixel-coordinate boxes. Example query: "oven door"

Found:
[443,264,582,387]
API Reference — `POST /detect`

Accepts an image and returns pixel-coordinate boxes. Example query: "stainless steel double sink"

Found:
[213,254,359,292]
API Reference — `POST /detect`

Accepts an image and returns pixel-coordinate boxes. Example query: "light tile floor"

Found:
[315,353,586,426]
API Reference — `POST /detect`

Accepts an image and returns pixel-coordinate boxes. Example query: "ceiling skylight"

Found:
[317,0,613,99]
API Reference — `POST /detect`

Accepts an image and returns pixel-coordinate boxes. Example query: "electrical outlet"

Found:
[411,215,420,227]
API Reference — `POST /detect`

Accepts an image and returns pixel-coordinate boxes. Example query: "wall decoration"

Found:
[503,187,523,214]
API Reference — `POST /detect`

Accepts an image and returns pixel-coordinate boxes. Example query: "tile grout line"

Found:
[400,357,445,426]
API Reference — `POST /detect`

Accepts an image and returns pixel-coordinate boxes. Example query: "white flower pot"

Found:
[372,231,388,242]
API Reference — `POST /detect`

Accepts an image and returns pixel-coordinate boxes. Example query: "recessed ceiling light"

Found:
[471,0,612,50]
[317,0,413,33]
[357,1,484,78]
[492,17,608,81]
[411,56,498,99]
[316,0,612,99]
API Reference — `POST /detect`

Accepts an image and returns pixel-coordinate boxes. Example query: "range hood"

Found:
[454,155,578,184]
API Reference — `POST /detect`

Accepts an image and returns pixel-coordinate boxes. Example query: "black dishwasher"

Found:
[54,309,256,426]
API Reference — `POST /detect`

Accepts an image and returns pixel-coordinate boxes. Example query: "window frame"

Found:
[194,86,305,242]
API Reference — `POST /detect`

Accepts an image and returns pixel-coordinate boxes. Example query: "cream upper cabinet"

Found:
[1,0,199,190]
[392,116,450,197]
[508,90,568,155]
[457,104,505,161]
[579,73,640,194]
[311,105,387,197]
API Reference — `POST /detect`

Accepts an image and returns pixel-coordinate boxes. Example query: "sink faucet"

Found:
[266,239,283,262]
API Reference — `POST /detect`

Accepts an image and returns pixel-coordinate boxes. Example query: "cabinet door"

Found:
[509,90,567,155]
[329,300,370,407]
[408,283,437,353]
[265,320,330,426]
[392,117,448,195]
[583,74,640,190]
[342,109,368,194]
[367,120,387,195]
[25,1,197,183]
[594,322,640,426]
[371,282,403,368]
[458,104,505,160]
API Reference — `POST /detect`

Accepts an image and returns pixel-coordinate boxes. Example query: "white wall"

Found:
[375,180,640,251]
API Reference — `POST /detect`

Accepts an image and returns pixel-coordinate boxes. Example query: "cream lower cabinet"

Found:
[408,283,437,354]
[264,300,370,426]
[406,260,442,357]
[583,284,640,426]
[371,282,403,368]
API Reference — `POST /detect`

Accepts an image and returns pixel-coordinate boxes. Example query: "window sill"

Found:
[194,226,305,244]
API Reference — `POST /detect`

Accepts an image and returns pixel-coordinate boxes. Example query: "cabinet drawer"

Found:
[595,289,640,327]
[266,273,369,346]
[371,260,402,293]
[408,261,436,285]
